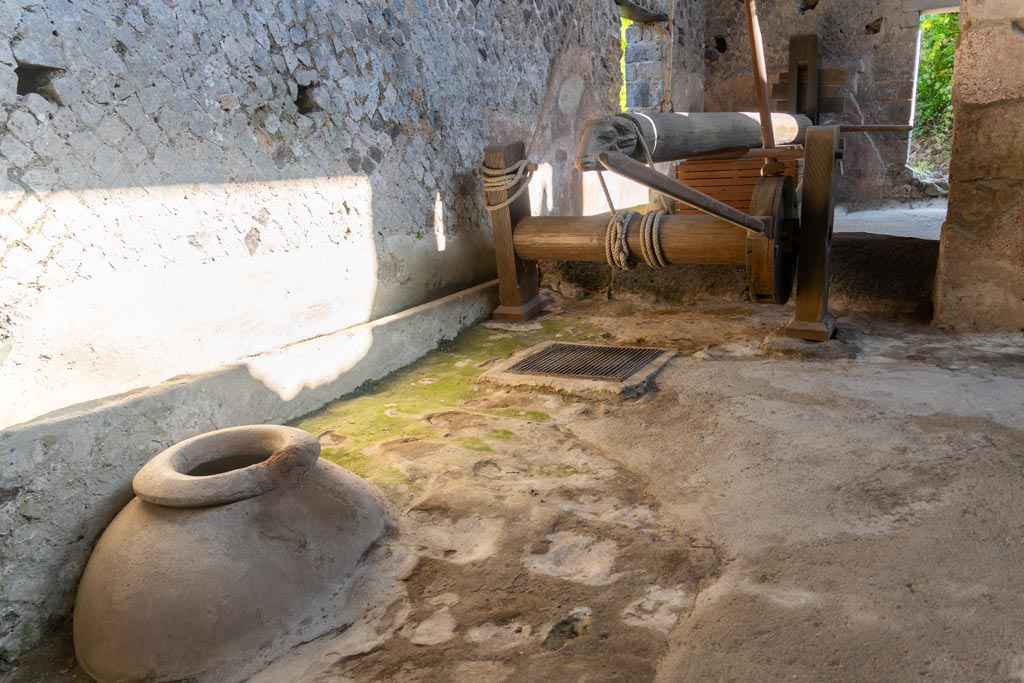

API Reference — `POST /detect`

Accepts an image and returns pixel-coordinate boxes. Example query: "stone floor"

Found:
[834,200,947,240]
[6,292,1024,683]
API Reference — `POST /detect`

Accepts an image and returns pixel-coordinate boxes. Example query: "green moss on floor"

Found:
[291,317,604,490]
[456,437,493,452]
[491,408,552,422]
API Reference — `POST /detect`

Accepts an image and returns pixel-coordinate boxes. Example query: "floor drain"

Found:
[480,341,676,398]
[508,343,667,382]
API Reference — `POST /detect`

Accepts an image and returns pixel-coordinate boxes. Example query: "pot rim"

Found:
[133,425,320,508]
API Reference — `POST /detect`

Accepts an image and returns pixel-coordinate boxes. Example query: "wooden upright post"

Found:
[784,125,838,341]
[744,0,776,152]
[786,35,820,123]
[483,142,545,322]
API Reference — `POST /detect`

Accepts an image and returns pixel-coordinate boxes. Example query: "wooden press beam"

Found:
[514,214,748,265]
[576,112,812,171]
[482,142,545,322]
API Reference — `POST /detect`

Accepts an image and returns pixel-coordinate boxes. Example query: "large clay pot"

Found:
[73,425,388,683]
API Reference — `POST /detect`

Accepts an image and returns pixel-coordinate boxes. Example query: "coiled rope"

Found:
[640,210,670,268]
[605,210,638,270]
[604,209,671,270]
[481,161,535,212]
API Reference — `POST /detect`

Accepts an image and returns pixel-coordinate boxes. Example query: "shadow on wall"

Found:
[0,0,609,428]
[0,0,621,663]
[0,279,495,660]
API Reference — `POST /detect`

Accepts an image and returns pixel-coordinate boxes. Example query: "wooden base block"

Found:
[493,295,546,323]
[781,314,836,342]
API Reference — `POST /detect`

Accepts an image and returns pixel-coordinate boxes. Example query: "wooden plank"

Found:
[677,200,752,210]
[679,158,774,169]
[779,68,848,86]
[676,191,756,202]
[682,178,763,189]
[677,169,773,180]
[774,83,841,100]
[676,204,752,215]
[677,160,804,172]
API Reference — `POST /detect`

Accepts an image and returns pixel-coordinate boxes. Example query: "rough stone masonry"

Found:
[0,0,625,662]
[702,0,957,206]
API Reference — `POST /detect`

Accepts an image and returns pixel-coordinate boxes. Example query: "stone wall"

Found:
[625,21,669,111]
[0,0,622,429]
[0,0,622,661]
[934,1,1024,329]
[703,0,956,206]
[623,0,707,113]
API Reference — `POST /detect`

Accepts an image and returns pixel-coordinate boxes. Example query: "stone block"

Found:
[949,101,1024,183]
[954,23,1024,106]
[0,66,17,107]
[625,40,664,64]
[0,136,34,167]
[962,0,1024,24]
[7,110,40,144]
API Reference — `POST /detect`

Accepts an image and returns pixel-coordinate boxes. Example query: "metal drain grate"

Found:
[506,343,666,382]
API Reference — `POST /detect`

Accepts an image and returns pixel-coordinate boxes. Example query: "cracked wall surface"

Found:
[703,0,956,206]
[0,0,623,661]
[935,1,1024,329]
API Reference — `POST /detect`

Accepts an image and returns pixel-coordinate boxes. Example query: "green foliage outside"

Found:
[620,17,631,112]
[910,12,959,176]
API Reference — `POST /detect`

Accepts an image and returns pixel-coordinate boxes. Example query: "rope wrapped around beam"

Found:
[605,210,639,270]
[640,210,670,268]
[605,210,671,270]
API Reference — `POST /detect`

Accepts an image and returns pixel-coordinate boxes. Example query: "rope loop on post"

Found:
[640,210,670,269]
[481,160,535,212]
[605,210,639,270]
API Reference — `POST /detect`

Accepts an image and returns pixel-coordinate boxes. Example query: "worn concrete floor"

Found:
[5,293,1024,683]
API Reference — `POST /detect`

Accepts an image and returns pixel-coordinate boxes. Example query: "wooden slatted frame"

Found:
[674,157,803,215]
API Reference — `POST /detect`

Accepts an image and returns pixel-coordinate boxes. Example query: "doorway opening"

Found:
[909,9,959,180]
[620,16,631,112]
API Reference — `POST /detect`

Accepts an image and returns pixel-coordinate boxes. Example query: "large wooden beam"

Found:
[577,112,812,171]
[513,214,748,265]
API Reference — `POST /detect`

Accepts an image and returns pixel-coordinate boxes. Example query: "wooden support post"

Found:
[784,126,838,341]
[786,35,820,123]
[483,142,545,322]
